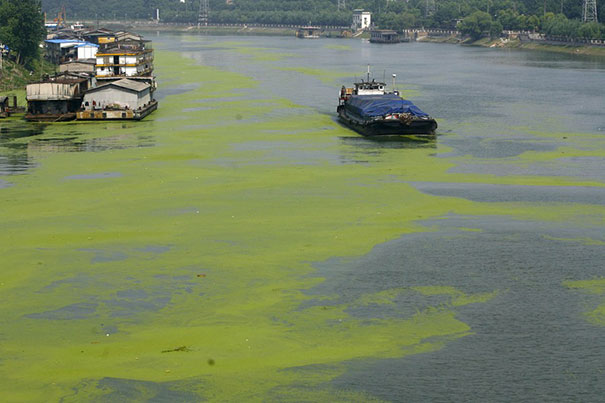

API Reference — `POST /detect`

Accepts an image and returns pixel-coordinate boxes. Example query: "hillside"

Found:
[41,0,605,26]
[0,58,57,92]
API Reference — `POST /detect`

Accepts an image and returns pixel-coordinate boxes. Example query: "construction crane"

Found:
[54,4,67,28]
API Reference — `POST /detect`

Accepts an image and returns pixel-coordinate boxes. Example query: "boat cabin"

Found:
[25,73,93,121]
[297,27,321,39]
[354,80,386,95]
[370,30,400,44]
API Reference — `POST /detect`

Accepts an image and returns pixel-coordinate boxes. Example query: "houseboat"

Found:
[25,72,93,122]
[297,26,321,39]
[76,78,157,121]
[369,30,402,44]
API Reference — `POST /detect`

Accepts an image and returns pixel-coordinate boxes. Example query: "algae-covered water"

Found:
[1,35,605,401]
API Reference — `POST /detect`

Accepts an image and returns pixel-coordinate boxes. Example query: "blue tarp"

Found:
[345,94,429,118]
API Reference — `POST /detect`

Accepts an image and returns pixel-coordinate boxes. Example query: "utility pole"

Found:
[583,0,598,22]
[198,0,209,27]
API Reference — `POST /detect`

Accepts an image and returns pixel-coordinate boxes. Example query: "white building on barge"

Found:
[77,78,157,121]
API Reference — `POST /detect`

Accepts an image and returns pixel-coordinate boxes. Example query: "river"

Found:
[1,34,604,401]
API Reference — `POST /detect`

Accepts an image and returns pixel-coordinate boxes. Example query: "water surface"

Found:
[1,35,604,401]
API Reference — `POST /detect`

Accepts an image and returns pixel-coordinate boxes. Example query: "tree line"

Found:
[38,0,605,40]
[1,0,46,67]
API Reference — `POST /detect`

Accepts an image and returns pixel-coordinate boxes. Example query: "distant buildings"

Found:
[352,9,371,31]
[24,25,157,122]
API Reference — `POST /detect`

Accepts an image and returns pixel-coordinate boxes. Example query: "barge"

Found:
[337,71,437,136]
[76,100,157,121]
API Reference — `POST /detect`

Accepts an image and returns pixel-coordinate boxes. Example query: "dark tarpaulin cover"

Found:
[345,94,429,118]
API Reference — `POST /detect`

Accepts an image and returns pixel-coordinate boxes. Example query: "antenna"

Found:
[583,0,598,22]
[337,0,346,11]
[392,74,396,90]
[366,65,370,82]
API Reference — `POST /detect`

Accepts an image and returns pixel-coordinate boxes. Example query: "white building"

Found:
[353,9,372,31]
[81,79,151,111]
[95,48,153,78]
[75,42,99,60]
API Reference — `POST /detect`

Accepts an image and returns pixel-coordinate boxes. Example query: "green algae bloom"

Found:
[1,42,605,401]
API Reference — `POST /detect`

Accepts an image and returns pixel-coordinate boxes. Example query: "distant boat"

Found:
[297,26,321,39]
[337,68,437,136]
[369,30,401,44]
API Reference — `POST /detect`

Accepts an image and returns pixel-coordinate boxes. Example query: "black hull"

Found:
[338,108,437,136]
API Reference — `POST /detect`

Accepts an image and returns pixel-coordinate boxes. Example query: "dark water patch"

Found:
[136,245,172,254]
[154,83,198,101]
[78,248,129,263]
[337,135,436,164]
[442,137,556,158]
[410,182,605,205]
[160,206,201,216]
[0,121,46,142]
[63,377,203,402]
[450,158,605,182]
[26,302,98,320]
[311,216,605,401]
[0,147,35,175]
[64,172,123,181]
[106,293,171,318]
[27,135,155,153]
[39,273,100,293]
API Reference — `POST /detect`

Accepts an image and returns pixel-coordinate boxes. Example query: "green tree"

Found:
[490,20,503,37]
[458,11,493,39]
[0,0,45,66]
[578,22,601,39]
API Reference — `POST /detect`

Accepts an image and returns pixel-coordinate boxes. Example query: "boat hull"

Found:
[76,100,158,121]
[338,107,437,136]
[24,112,76,122]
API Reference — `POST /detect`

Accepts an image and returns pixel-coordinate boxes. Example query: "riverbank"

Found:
[421,35,605,57]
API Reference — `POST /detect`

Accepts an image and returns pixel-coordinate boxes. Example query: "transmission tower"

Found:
[198,0,209,27]
[338,0,346,11]
[424,0,435,17]
[583,0,598,23]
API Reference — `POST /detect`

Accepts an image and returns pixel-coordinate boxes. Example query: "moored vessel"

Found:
[337,69,437,136]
